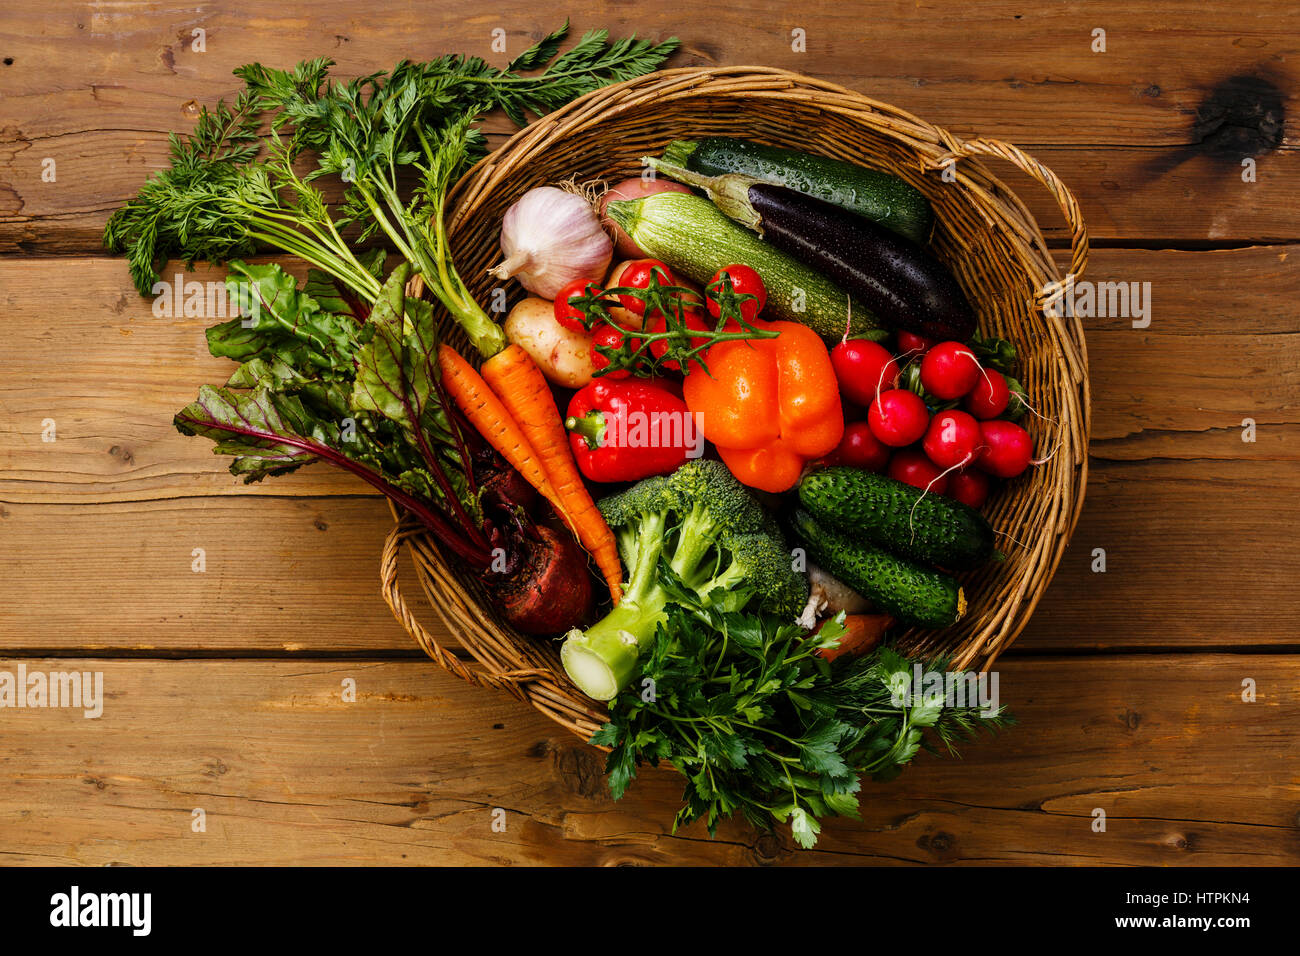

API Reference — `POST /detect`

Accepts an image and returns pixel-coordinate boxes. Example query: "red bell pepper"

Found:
[565,379,699,483]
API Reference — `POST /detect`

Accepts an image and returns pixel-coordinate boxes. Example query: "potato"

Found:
[504,297,594,388]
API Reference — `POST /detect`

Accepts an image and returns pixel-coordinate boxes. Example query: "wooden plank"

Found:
[0,257,358,503]
[2,247,1297,653]
[5,457,1295,654]
[1,1,1298,252]
[1016,458,1300,649]
[5,139,1298,255]
[0,496,424,653]
[0,656,1294,865]
[0,0,1292,145]
[4,248,1296,504]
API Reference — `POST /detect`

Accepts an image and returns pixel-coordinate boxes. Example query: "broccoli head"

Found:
[560,459,808,700]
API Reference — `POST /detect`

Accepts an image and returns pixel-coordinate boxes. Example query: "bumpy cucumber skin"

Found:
[665,138,933,245]
[791,510,964,629]
[798,467,994,570]
[607,192,880,340]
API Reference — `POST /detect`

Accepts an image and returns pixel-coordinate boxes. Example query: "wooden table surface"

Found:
[2,0,1298,866]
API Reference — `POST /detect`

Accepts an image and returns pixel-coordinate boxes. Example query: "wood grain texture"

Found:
[0,497,421,653]
[2,247,1297,653]
[0,656,1294,866]
[2,0,1297,867]
[0,1,1296,252]
[4,249,1296,505]
[5,458,1299,653]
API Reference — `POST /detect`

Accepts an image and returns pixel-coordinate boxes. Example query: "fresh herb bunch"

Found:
[575,272,779,377]
[592,593,1011,849]
[103,21,678,327]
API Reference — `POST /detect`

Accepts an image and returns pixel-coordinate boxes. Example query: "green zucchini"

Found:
[791,509,965,629]
[660,138,932,244]
[798,467,994,570]
[603,192,883,340]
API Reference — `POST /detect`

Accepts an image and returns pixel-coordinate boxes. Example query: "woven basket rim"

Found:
[385,65,1091,741]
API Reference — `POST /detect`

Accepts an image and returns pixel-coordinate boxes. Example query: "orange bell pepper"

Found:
[683,320,844,492]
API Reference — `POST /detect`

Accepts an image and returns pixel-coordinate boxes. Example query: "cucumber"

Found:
[661,138,932,245]
[791,509,965,629]
[603,192,883,340]
[798,467,994,570]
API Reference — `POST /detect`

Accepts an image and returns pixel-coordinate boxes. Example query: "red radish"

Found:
[946,468,992,509]
[832,340,901,406]
[920,341,981,400]
[965,368,1011,419]
[922,410,982,469]
[590,322,636,379]
[977,420,1033,477]
[836,421,891,472]
[896,331,935,355]
[599,177,692,258]
[888,448,949,494]
[867,389,929,446]
[706,264,767,324]
[553,278,602,333]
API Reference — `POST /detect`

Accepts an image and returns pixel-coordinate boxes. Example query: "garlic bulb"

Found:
[491,186,612,299]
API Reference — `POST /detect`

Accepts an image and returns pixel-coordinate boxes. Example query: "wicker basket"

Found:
[380,66,1090,741]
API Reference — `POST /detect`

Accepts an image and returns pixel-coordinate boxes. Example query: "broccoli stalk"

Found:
[560,461,808,701]
[561,514,670,701]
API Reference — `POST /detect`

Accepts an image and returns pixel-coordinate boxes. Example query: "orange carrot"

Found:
[437,344,565,518]
[480,344,623,604]
[815,614,893,662]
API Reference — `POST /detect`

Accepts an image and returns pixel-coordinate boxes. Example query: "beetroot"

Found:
[497,525,594,635]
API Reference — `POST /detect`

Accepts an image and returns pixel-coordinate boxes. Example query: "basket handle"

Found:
[931,135,1089,308]
[379,522,548,703]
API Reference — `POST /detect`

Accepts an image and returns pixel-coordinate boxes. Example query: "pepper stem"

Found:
[564,411,606,449]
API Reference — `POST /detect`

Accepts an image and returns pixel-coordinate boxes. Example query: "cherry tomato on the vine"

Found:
[646,307,711,371]
[616,259,676,317]
[553,278,603,333]
[590,322,638,379]
[706,264,767,324]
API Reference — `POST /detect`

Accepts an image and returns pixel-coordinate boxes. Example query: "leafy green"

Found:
[593,603,1011,849]
[559,461,809,701]
[969,331,1018,376]
[177,260,488,556]
[103,22,678,320]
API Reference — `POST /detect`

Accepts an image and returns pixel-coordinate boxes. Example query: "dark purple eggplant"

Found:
[649,159,976,341]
